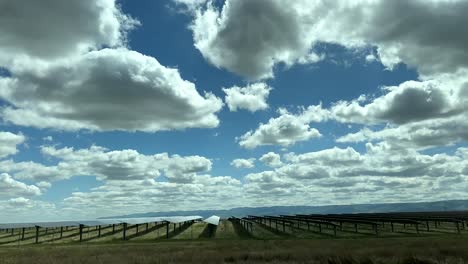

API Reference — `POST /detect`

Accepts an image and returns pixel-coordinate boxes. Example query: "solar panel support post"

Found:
[136,224,139,234]
[333,225,337,237]
[60,227,63,239]
[11,228,14,235]
[35,226,40,244]
[98,225,101,237]
[319,223,322,233]
[456,222,460,234]
[79,224,84,242]
[173,223,176,233]
[21,228,25,240]
[391,222,394,232]
[166,222,169,239]
[45,228,48,235]
[112,224,115,233]
[282,220,285,232]
[307,222,310,231]
[374,224,378,236]
[146,223,149,231]
[415,224,419,235]
[123,223,127,240]
[354,223,358,233]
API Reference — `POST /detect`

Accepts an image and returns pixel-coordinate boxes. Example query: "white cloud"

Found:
[0,131,25,158]
[231,158,255,169]
[37,181,52,189]
[0,48,223,132]
[0,198,57,222]
[0,0,139,66]
[188,0,322,79]
[60,174,243,219]
[244,144,468,205]
[42,136,53,142]
[182,0,468,79]
[238,106,327,149]
[1,145,213,183]
[165,155,212,183]
[0,173,41,198]
[337,114,468,151]
[325,71,468,150]
[330,72,467,125]
[223,82,271,112]
[259,152,282,168]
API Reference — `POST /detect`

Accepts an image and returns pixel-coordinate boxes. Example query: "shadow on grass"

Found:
[230,219,253,239]
[199,224,217,238]
[255,222,292,238]
[154,222,195,240]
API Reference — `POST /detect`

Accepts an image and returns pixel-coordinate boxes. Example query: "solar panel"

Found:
[0,215,204,230]
[35,221,80,228]
[78,220,106,227]
[97,219,123,225]
[203,215,220,226]
[162,216,203,223]
[116,217,160,225]
[0,223,36,229]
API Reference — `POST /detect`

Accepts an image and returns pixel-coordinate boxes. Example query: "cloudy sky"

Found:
[1,0,467,222]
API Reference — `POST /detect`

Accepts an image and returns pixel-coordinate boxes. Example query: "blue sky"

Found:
[0,0,467,222]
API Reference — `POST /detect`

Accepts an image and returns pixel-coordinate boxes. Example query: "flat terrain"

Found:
[1,220,468,263]
[1,236,468,263]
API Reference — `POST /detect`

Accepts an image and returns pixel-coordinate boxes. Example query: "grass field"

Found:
[1,220,467,263]
[1,236,468,263]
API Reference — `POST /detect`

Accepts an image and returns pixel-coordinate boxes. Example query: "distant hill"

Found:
[102,199,468,219]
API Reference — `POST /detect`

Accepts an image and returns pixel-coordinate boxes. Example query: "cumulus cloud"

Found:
[60,175,243,219]
[0,48,223,132]
[183,0,468,79]
[244,144,468,204]
[223,82,271,112]
[0,198,57,222]
[188,0,324,79]
[0,173,41,198]
[165,155,212,183]
[324,71,468,149]
[0,1,224,133]
[238,106,327,148]
[259,152,282,168]
[1,145,214,183]
[0,131,24,158]
[231,158,255,169]
[0,0,139,66]
[331,72,467,125]
[338,115,468,151]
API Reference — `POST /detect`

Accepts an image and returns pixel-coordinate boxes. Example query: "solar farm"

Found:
[1,211,468,263]
[0,211,467,244]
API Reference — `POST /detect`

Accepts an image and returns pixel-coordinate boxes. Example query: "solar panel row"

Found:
[239,211,468,236]
[0,216,206,230]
